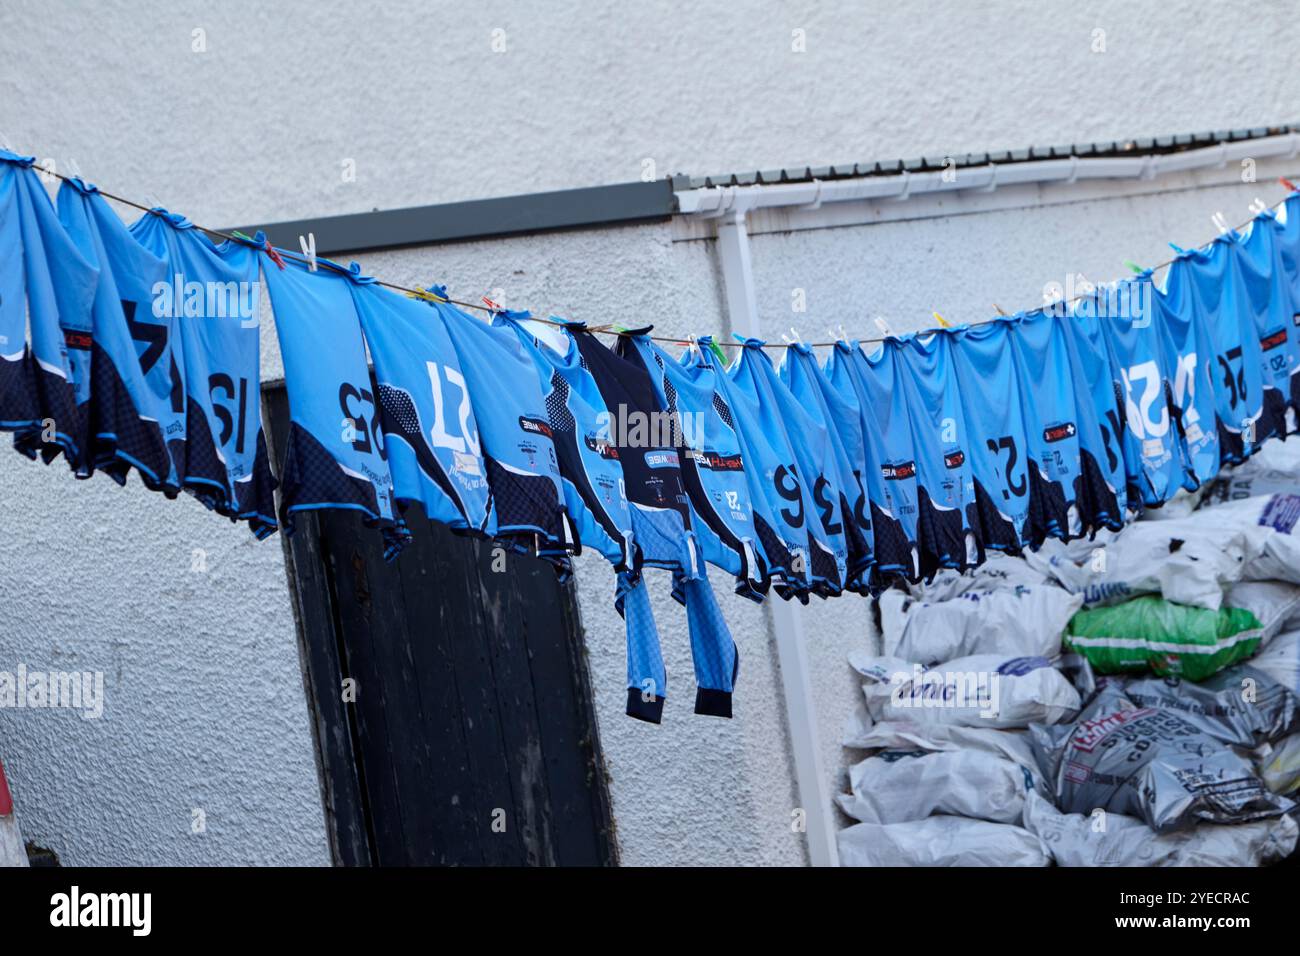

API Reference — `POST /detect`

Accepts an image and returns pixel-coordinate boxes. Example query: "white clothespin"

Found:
[780,326,803,346]
[873,316,894,337]
[1211,211,1230,234]
[144,192,164,211]
[65,157,83,181]
[299,233,318,271]
[1249,197,1269,216]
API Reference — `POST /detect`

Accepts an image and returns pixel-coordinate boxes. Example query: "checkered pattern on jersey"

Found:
[278,420,384,533]
[484,454,563,544]
[88,341,173,490]
[183,398,232,506]
[544,370,577,434]
[616,569,666,722]
[0,349,38,428]
[679,571,737,711]
[232,430,279,539]
[13,360,85,470]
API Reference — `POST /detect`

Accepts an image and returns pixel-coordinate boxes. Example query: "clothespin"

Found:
[873,316,894,337]
[1211,211,1230,234]
[1281,177,1299,193]
[931,312,950,328]
[65,157,82,180]
[297,233,317,272]
[780,326,803,346]
[481,295,503,312]
[234,230,286,269]
[144,193,163,211]
[993,304,1008,316]
[707,339,729,365]
[1123,260,1145,275]
[1168,242,1186,256]
[1249,197,1269,216]
[406,286,447,304]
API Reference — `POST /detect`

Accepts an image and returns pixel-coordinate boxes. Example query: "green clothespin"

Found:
[1123,260,1145,275]
[707,339,728,366]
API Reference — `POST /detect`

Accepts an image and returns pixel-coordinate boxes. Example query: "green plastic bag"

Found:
[1064,596,1264,681]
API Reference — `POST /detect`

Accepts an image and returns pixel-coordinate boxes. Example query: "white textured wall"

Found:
[2,0,1298,866]
[2,0,1297,225]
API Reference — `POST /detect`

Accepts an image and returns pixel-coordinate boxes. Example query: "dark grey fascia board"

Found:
[229,179,679,256]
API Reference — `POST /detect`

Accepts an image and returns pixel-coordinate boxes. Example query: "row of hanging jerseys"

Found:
[3,148,1300,723]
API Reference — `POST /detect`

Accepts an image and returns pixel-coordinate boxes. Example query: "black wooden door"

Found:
[264,387,617,866]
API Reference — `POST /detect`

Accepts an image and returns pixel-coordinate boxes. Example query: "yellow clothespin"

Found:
[932,311,951,328]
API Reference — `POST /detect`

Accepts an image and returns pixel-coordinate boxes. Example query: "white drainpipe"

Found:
[714,203,839,868]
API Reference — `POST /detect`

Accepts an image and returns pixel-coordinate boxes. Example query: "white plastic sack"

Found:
[837,816,1049,867]
[840,716,1041,768]
[878,585,1082,665]
[1225,580,1300,645]
[1250,627,1300,697]
[836,748,1042,825]
[850,652,1081,729]
[907,551,1053,602]
[1025,521,1246,610]
[1022,791,1298,867]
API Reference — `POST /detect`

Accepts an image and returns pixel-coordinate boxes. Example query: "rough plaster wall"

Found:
[2,1,1297,225]
[0,460,329,866]
[742,169,1296,811]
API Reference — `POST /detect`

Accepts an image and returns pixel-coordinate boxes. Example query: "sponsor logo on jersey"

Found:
[583,433,621,460]
[63,330,92,351]
[1261,329,1288,352]
[943,449,965,469]
[1043,421,1077,443]
[643,449,680,470]
[881,460,916,481]
[519,415,553,438]
[691,449,743,471]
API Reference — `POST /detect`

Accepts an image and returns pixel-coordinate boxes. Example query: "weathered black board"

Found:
[264,387,617,866]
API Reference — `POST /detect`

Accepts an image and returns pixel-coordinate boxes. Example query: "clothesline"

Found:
[25,157,1300,351]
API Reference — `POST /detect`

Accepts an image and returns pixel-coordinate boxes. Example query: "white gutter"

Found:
[714,206,839,868]
[677,132,1300,217]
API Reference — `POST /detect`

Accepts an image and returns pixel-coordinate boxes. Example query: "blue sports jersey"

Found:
[1049,305,1127,529]
[435,300,567,564]
[1005,309,1089,538]
[1,151,98,470]
[262,257,404,555]
[891,333,980,571]
[0,155,41,431]
[1088,279,1184,510]
[1250,203,1300,431]
[697,337,812,598]
[1176,236,1268,461]
[948,321,1034,552]
[779,342,875,591]
[575,328,738,720]
[1228,224,1292,443]
[1152,262,1225,487]
[503,312,631,568]
[351,283,493,536]
[620,332,766,599]
[856,340,941,574]
[131,211,277,535]
[54,178,178,493]
[824,339,919,581]
[729,338,847,596]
